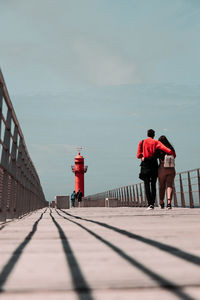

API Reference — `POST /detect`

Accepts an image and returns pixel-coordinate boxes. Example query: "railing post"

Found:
[198,169,200,207]
[144,184,147,207]
[129,186,133,207]
[123,186,127,206]
[173,181,178,207]
[121,187,124,206]
[8,125,18,218]
[136,184,139,207]
[126,186,130,207]
[132,185,136,207]
[139,183,143,207]
[0,85,3,221]
[188,172,194,208]
[118,188,122,206]
[1,109,12,221]
[179,174,185,208]
[155,182,158,207]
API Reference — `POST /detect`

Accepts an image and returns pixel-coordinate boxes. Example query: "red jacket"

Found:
[137,137,176,159]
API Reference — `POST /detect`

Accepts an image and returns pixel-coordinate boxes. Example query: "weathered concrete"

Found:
[55,196,70,209]
[0,207,200,300]
[105,197,118,207]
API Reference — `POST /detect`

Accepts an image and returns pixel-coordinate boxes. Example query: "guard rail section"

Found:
[0,70,47,222]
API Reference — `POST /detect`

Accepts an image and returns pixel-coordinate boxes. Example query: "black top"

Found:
[157,149,166,162]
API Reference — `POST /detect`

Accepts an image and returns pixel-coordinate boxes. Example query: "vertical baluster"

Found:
[154,181,158,207]
[8,125,18,218]
[188,172,194,208]
[136,184,139,207]
[197,169,200,207]
[132,185,136,207]
[126,186,130,207]
[13,180,17,216]
[123,187,126,206]
[114,189,117,200]
[173,181,178,207]
[124,186,127,206]
[1,109,12,221]
[143,183,147,207]
[120,188,123,206]
[16,138,23,217]
[118,188,121,206]
[179,174,185,208]
[140,183,143,207]
[129,186,133,207]
[0,86,4,221]
[116,189,119,206]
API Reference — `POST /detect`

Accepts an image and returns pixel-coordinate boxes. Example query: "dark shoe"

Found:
[167,203,172,209]
[160,203,165,209]
[146,205,154,210]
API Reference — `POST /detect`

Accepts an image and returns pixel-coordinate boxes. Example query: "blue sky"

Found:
[0,0,200,201]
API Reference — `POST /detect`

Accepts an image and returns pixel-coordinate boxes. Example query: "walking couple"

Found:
[137,129,176,210]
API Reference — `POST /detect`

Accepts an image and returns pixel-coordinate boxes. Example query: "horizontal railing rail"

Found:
[0,69,48,222]
[83,168,200,208]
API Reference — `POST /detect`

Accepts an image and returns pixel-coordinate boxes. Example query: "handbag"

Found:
[139,161,151,180]
[164,154,175,168]
[138,140,158,180]
[139,140,151,180]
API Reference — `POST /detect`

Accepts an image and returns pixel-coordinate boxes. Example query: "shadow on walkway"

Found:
[57,209,196,300]
[0,209,46,292]
[50,209,94,300]
[60,209,200,267]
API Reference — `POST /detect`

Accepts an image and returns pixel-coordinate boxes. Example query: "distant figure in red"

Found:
[137,129,176,210]
[157,136,176,209]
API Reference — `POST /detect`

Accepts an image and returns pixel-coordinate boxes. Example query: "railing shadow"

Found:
[60,210,200,267]
[57,209,197,300]
[49,209,94,300]
[0,209,46,291]
[0,211,35,231]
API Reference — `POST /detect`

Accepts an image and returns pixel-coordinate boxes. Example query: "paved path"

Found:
[0,207,200,300]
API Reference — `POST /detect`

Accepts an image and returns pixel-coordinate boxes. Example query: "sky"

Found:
[0,0,200,202]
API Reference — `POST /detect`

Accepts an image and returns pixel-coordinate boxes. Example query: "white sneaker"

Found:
[146,205,154,210]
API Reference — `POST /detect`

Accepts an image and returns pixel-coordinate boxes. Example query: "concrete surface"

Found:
[0,207,200,300]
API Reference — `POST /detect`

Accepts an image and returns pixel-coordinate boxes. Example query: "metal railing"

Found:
[83,168,200,208]
[0,69,47,222]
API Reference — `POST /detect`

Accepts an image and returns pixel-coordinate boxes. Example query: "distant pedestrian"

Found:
[137,129,176,210]
[71,190,76,207]
[157,136,176,209]
[76,189,82,207]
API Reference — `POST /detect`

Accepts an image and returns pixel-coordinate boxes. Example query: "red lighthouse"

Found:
[71,152,88,197]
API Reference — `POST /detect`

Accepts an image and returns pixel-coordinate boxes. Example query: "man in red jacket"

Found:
[137,129,176,210]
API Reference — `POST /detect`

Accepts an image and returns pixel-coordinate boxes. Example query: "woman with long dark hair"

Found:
[158,135,176,209]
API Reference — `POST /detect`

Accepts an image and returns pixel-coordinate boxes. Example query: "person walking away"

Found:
[137,129,176,210]
[157,136,176,209]
[77,189,83,208]
[71,190,76,207]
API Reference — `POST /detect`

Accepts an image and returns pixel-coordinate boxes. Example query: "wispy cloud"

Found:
[30,143,82,156]
[71,37,140,86]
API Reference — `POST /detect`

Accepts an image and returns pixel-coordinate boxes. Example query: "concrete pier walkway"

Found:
[0,207,200,300]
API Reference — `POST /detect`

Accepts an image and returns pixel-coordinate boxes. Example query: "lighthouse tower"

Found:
[71,151,88,197]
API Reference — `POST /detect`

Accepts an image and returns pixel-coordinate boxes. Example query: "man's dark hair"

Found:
[147,129,155,138]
